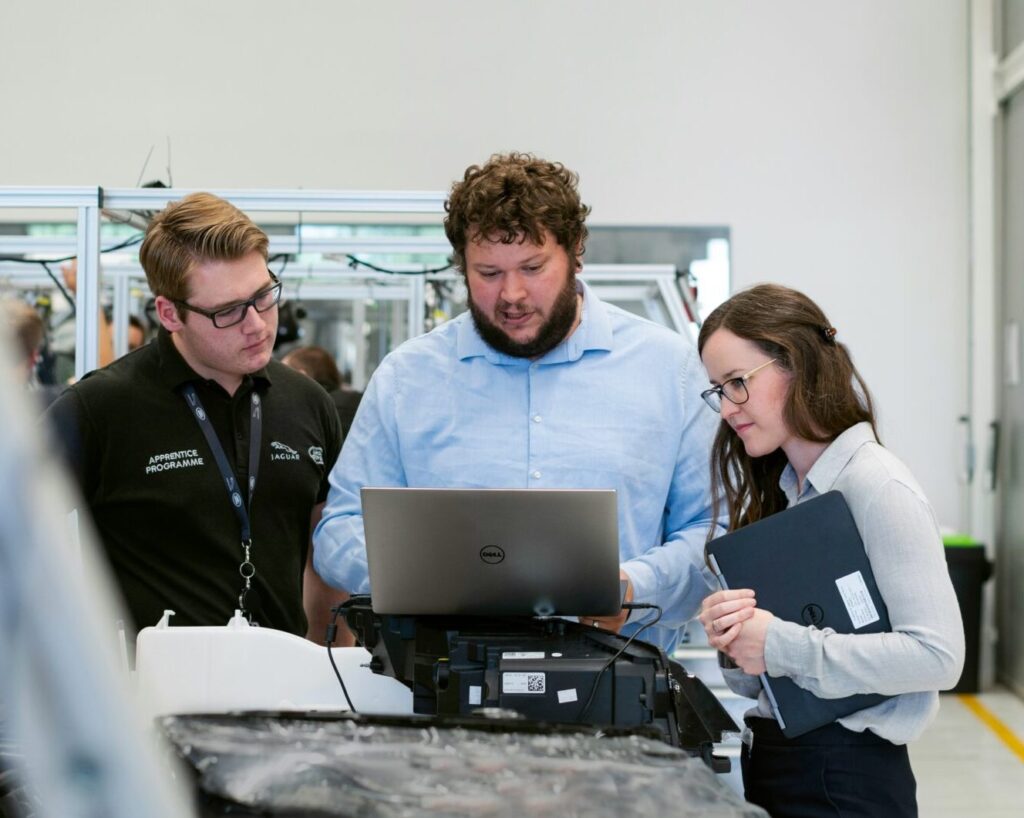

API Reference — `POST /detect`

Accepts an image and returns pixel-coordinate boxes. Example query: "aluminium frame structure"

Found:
[0,186,701,384]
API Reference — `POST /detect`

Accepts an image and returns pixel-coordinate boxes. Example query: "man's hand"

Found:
[583,569,633,633]
[304,503,353,645]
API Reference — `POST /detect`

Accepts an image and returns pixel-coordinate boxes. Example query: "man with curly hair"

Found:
[314,153,719,651]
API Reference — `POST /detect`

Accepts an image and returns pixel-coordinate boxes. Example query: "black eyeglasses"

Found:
[174,272,282,329]
[700,359,776,413]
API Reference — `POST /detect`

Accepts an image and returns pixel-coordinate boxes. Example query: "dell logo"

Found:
[801,603,825,626]
[480,545,505,564]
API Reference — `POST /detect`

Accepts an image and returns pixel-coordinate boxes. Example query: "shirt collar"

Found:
[155,327,271,395]
[456,279,613,365]
[780,421,877,503]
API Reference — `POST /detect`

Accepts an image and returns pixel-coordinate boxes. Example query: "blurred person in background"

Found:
[48,258,115,383]
[282,345,363,441]
[1,297,63,407]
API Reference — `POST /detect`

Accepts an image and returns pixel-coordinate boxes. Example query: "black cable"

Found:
[38,262,75,315]
[267,253,291,278]
[2,233,146,325]
[325,604,357,713]
[345,254,452,276]
[0,233,144,267]
[576,602,663,722]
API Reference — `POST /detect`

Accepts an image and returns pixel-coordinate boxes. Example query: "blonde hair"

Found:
[139,192,268,303]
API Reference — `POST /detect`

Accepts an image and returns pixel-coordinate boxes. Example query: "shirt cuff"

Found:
[721,665,762,699]
[620,560,656,609]
[764,617,814,677]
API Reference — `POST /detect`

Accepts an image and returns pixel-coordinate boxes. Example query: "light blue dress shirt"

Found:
[313,281,721,651]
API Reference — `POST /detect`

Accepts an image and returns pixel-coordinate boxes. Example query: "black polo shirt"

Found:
[329,387,363,440]
[47,329,342,636]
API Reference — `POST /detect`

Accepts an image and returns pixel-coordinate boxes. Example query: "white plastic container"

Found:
[134,610,413,717]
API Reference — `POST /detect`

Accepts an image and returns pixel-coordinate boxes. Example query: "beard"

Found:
[468,274,580,359]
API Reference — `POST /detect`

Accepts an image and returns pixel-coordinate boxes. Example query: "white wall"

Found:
[1,0,969,525]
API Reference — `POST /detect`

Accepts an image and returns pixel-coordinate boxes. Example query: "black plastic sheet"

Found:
[163,713,765,818]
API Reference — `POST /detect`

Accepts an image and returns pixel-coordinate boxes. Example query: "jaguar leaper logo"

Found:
[270,441,300,461]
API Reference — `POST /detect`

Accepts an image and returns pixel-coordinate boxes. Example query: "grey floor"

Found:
[911,688,1024,817]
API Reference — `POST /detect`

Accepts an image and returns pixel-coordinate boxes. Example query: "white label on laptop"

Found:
[502,651,545,660]
[835,571,880,629]
[503,672,545,694]
[557,688,578,704]
[468,685,482,706]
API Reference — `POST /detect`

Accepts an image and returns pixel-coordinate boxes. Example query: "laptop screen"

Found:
[361,487,621,616]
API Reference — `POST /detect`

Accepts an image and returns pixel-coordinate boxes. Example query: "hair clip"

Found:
[821,326,838,344]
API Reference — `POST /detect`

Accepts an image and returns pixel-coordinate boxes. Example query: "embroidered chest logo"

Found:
[308,446,325,466]
[145,449,205,475]
[270,441,301,461]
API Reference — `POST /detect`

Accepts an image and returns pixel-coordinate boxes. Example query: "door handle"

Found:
[958,415,974,486]
[986,420,1000,491]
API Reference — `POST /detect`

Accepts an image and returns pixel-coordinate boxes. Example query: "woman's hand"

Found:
[699,589,756,650]
[722,608,774,675]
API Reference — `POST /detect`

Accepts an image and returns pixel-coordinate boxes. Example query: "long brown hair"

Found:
[697,284,879,535]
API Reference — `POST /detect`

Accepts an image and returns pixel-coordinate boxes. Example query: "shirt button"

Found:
[531,470,542,479]
[533,415,542,423]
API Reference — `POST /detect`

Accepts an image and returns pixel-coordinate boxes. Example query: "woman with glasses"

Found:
[695,283,963,818]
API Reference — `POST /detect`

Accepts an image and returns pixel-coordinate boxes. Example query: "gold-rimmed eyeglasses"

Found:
[700,359,777,412]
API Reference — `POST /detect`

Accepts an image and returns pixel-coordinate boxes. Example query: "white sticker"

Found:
[468,685,482,706]
[503,672,546,694]
[835,571,880,629]
[557,688,578,704]
[502,651,545,660]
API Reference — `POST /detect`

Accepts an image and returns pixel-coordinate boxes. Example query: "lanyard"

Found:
[182,383,263,621]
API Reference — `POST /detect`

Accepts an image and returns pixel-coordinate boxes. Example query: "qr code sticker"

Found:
[502,672,546,694]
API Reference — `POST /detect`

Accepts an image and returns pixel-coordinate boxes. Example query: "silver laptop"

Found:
[362,487,621,616]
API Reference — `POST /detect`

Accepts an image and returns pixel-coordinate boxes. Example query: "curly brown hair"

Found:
[697,283,880,536]
[443,152,591,271]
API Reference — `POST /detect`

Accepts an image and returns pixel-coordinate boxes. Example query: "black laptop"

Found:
[361,487,621,617]
[706,490,892,737]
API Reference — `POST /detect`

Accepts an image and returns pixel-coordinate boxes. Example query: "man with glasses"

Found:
[47,192,343,640]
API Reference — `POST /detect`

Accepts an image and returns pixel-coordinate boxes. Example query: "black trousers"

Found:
[741,717,917,818]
